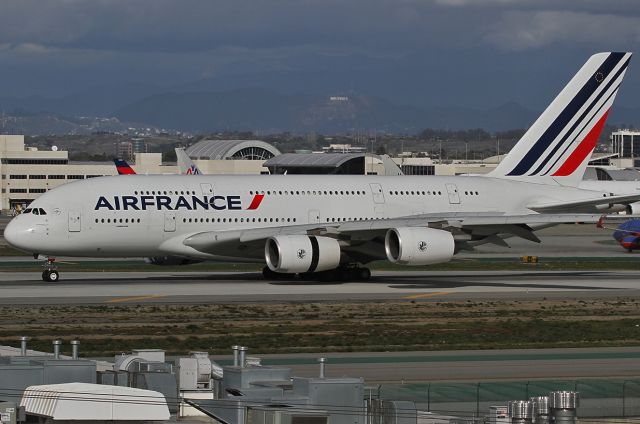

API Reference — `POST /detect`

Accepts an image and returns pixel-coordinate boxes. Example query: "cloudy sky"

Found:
[1,0,640,110]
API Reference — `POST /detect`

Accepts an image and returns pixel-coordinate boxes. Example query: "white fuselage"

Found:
[580,180,640,214]
[4,174,613,261]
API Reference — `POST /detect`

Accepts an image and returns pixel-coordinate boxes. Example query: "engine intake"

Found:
[626,202,640,215]
[265,235,341,273]
[385,227,455,266]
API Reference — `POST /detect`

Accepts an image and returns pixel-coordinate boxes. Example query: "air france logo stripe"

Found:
[507,52,626,176]
[541,82,621,176]
[246,194,265,210]
[552,108,610,177]
[531,58,629,176]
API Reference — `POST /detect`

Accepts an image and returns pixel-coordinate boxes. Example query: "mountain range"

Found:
[0,84,638,135]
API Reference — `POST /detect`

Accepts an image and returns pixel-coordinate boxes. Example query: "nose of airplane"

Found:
[4,217,33,253]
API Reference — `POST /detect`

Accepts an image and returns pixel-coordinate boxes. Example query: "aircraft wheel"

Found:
[42,270,49,282]
[358,267,371,281]
[335,268,350,281]
[262,267,294,280]
[48,270,60,282]
[262,266,276,279]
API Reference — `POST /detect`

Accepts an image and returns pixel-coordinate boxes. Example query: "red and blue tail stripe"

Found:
[490,52,632,186]
[507,52,628,177]
[114,159,136,175]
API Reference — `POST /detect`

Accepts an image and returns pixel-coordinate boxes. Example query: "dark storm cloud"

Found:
[0,0,476,53]
[0,0,639,107]
[0,0,637,52]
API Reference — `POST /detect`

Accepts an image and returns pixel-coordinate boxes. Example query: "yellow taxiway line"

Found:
[403,291,452,299]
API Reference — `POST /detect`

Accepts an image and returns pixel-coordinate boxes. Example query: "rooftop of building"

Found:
[186,139,281,160]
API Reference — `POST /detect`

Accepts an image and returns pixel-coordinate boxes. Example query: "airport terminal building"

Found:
[0,137,281,212]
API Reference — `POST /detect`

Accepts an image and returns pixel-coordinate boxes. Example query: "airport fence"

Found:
[374,379,640,419]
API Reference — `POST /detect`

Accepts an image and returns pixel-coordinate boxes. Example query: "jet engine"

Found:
[144,256,203,266]
[385,227,455,266]
[626,202,640,215]
[265,235,341,273]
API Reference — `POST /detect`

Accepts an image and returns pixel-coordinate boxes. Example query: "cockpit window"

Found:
[20,208,45,215]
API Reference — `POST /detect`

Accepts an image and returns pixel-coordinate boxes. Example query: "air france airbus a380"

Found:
[5,52,640,282]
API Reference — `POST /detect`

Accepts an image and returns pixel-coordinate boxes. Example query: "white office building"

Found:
[0,135,176,212]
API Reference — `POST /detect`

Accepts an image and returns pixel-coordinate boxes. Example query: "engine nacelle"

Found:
[144,256,203,266]
[626,202,640,215]
[385,227,455,266]
[265,235,341,273]
[595,203,627,213]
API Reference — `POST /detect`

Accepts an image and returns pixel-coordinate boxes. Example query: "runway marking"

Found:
[105,295,166,303]
[403,291,452,299]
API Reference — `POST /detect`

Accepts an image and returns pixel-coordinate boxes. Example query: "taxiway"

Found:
[0,269,639,304]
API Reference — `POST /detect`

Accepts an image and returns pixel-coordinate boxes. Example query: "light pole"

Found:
[370,138,374,174]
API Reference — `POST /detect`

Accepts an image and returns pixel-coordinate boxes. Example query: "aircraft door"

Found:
[68,209,81,232]
[164,211,176,232]
[308,209,320,224]
[200,183,213,196]
[370,183,385,204]
[445,183,461,204]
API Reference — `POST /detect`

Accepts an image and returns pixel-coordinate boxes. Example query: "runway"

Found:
[1,221,638,304]
[1,269,639,304]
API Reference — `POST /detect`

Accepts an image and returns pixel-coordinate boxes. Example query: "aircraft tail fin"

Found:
[490,52,632,187]
[114,159,136,175]
[176,147,202,175]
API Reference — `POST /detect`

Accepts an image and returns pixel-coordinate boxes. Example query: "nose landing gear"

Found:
[42,258,59,282]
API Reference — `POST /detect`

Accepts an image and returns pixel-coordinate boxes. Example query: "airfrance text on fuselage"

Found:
[94,194,261,211]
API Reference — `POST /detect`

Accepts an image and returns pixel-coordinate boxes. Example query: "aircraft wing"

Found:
[182,213,605,261]
[617,230,640,236]
[527,193,640,213]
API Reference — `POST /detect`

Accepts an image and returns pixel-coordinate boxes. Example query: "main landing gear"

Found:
[262,265,371,282]
[42,257,60,282]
